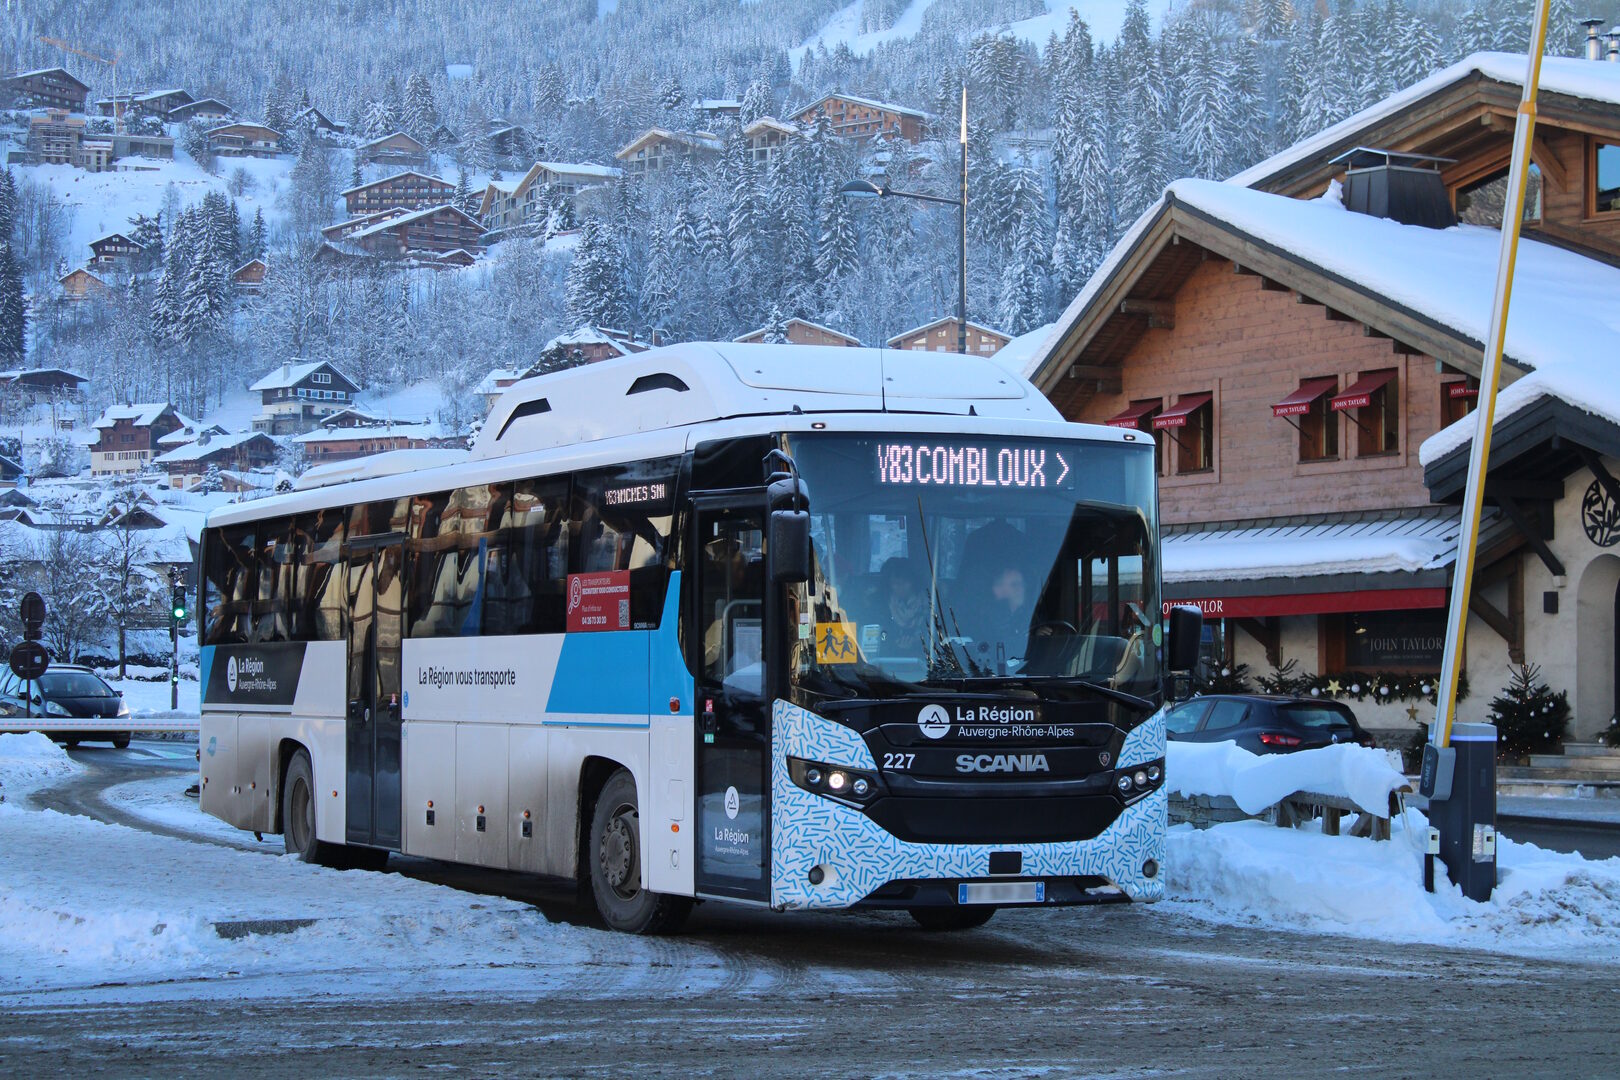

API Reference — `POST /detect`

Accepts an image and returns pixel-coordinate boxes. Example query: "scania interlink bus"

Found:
[198,343,1199,932]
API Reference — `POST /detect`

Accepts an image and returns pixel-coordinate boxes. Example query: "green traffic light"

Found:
[172,606,186,620]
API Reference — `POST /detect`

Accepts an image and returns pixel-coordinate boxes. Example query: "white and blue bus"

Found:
[198,343,1198,932]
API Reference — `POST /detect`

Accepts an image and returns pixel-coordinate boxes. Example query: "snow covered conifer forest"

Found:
[3,0,1614,417]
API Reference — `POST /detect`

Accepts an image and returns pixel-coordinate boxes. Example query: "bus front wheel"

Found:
[909,906,997,931]
[588,769,692,934]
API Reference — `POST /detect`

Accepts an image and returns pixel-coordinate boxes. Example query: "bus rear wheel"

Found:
[588,769,691,934]
[909,906,997,931]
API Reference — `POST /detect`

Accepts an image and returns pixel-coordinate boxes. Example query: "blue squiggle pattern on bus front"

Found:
[770,700,1166,910]
[1117,709,1165,767]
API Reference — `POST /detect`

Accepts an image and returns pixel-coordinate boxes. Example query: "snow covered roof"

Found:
[0,366,87,382]
[792,92,928,122]
[135,88,190,103]
[614,128,723,159]
[695,98,741,111]
[734,317,859,345]
[474,368,525,397]
[990,323,1054,374]
[1028,179,1620,385]
[361,130,426,151]
[743,117,799,138]
[153,430,274,465]
[886,316,1010,346]
[156,419,223,447]
[93,403,173,430]
[89,232,142,250]
[293,420,443,445]
[6,67,88,88]
[1162,513,1466,584]
[248,360,360,392]
[534,161,621,179]
[346,204,485,241]
[207,122,283,138]
[339,170,451,196]
[1230,52,1620,191]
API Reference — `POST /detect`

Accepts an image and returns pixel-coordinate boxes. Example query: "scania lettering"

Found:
[195,343,1192,933]
[955,753,1051,774]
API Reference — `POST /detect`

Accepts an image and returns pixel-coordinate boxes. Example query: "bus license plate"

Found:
[958,881,1045,906]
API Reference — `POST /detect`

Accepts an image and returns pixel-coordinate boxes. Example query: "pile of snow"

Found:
[1168,739,1408,815]
[1168,812,1620,960]
[0,733,82,801]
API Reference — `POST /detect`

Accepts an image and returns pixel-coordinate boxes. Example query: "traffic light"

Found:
[171,583,187,623]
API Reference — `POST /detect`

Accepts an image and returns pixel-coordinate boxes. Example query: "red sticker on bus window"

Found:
[567,571,631,633]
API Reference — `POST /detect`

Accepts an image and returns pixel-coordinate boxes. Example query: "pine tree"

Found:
[247,209,267,262]
[740,79,773,125]
[564,219,629,329]
[1487,663,1571,760]
[402,73,439,139]
[761,304,789,343]
[0,242,25,364]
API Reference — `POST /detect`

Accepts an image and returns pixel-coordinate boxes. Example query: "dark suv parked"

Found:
[1164,694,1375,755]
[0,664,132,748]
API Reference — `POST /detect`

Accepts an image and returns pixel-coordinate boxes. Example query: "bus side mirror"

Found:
[1165,606,1203,673]
[769,509,811,584]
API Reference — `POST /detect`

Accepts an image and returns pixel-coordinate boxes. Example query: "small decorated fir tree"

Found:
[1487,663,1570,760]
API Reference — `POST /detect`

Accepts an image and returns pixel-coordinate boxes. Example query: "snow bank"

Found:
[1168,740,1408,815]
[1168,813,1620,959]
[0,733,82,801]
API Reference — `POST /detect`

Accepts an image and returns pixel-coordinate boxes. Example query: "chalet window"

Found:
[1595,140,1620,215]
[1441,376,1479,427]
[121,433,134,443]
[1332,369,1399,457]
[1455,163,1541,226]
[1154,392,1213,474]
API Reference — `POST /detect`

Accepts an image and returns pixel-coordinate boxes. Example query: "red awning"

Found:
[1330,370,1396,412]
[1152,392,1212,430]
[1105,401,1159,429]
[1271,377,1338,418]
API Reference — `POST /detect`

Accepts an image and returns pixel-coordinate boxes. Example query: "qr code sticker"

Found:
[618,598,630,627]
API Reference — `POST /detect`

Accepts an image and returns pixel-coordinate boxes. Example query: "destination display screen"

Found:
[875,440,1073,489]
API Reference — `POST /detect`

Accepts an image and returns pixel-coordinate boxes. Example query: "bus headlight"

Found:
[1115,759,1166,802]
[789,757,881,804]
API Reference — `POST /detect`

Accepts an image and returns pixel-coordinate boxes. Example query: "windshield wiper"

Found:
[1053,678,1158,715]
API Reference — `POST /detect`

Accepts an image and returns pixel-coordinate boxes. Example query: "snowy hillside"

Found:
[794,0,1178,59]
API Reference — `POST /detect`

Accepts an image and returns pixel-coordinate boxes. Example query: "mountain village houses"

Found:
[1023,51,1620,738]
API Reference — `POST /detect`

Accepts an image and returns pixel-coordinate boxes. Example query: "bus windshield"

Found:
[785,433,1160,701]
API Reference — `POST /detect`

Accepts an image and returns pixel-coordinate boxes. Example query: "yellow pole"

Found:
[1431,0,1552,751]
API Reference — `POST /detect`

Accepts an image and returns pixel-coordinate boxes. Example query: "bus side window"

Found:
[406,491,452,637]
[253,517,292,643]
[573,460,679,629]
[487,476,570,635]
[294,508,346,641]
[206,524,256,646]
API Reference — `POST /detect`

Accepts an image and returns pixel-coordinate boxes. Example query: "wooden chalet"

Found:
[1026,51,1620,738]
[131,88,194,118]
[90,403,184,477]
[615,128,722,176]
[207,122,283,158]
[342,171,457,216]
[743,117,798,166]
[0,454,24,489]
[478,161,621,231]
[887,317,1011,355]
[293,413,451,464]
[735,318,860,348]
[789,93,927,144]
[153,430,278,491]
[0,367,88,404]
[2,67,89,112]
[341,204,486,258]
[296,106,345,135]
[58,267,110,302]
[359,131,429,168]
[88,233,144,269]
[249,359,362,435]
[167,98,234,123]
[232,258,267,291]
[524,327,650,371]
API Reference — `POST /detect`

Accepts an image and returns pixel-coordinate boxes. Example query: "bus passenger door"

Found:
[346,537,405,850]
[691,502,771,903]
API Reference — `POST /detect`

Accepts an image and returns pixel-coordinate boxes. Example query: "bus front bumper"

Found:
[769,700,1167,911]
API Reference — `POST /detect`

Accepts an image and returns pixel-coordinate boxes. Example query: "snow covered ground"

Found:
[5,732,1619,1009]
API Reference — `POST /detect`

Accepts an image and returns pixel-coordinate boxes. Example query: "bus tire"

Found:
[909,906,997,931]
[112,735,131,750]
[282,748,341,866]
[588,769,691,934]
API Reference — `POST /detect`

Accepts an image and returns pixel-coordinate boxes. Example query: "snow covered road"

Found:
[3,737,1619,1077]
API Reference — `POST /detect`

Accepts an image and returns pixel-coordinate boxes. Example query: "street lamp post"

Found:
[840,86,970,355]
